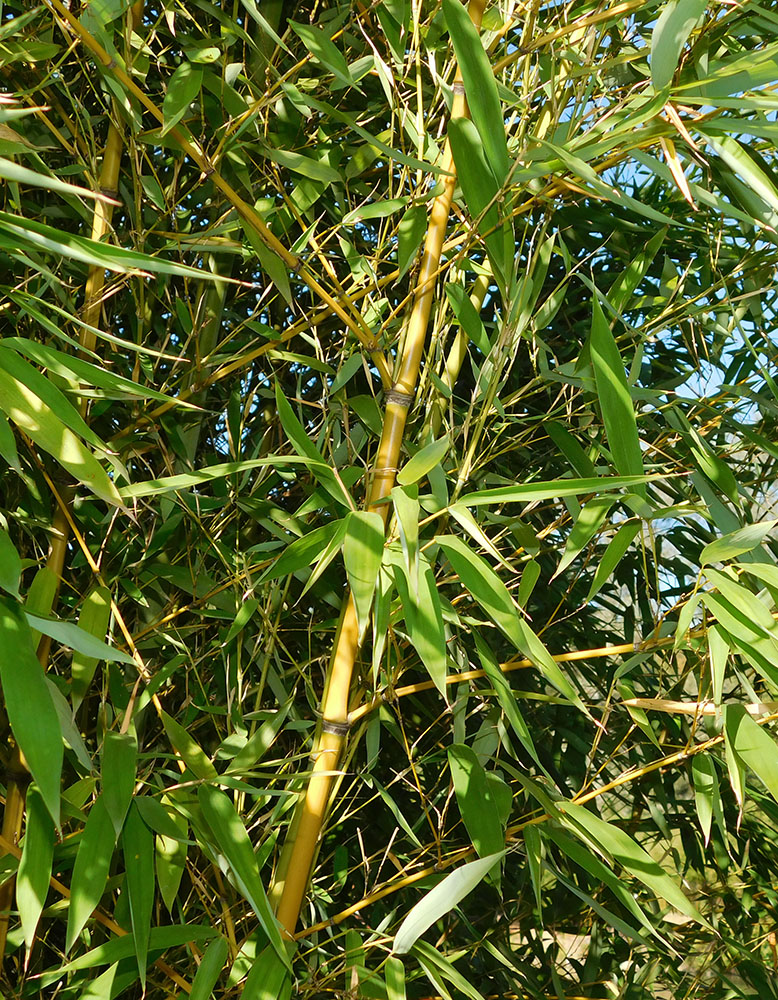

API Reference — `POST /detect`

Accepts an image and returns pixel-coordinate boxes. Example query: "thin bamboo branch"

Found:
[271,0,487,938]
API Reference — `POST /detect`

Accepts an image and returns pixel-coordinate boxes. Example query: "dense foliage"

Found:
[2,0,778,996]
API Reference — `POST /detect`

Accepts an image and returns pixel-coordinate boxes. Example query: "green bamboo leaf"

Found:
[66,794,117,950]
[44,676,93,773]
[17,784,55,951]
[460,474,658,506]
[71,585,112,710]
[544,826,657,936]
[435,534,522,646]
[288,21,357,89]
[385,956,406,1000]
[102,731,137,837]
[0,411,20,471]
[392,852,505,954]
[57,923,217,975]
[0,599,62,825]
[391,485,420,585]
[274,382,354,509]
[523,825,544,917]
[343,510,384,635]
[561,802,708,926]
[590,297,645,493]
[134,796,189,841]
[544,421,596,477]
[442,0,509,182]
[162,62,203,135]
[692,755,716,846]
[190,935,230,1000]
[448,118,508,286]
[553,497,614,579]
[446,283,491,357]
[650,0,707,91]
[0,361,123,505]
[586,521,641,602]
[705,133,778,214]
[0,155,116,201]
[472,630,538,768]
[725,705,778,804]
[227,702,291,774]
[0,527,21,597]
[448,745,505,878]
[241,943,293,1000]
[260,521,345,583]
[122,800,155,986]
[5,338,188,405]
[0,210,221,279]
[122,456,322,499]
[156,799,188,914]
[517,559,541,608]
[398,205,427,280]
[704,568,777,637]
[393,554,447,696]
[25,611,133,664]
[701,520,777,565]
[397,437,449,487]
[161,710,218,781]
[198,785,289,968]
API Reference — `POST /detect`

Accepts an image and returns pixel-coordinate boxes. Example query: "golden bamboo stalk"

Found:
[272,0,488,937]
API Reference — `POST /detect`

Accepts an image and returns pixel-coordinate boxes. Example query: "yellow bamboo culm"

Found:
[272,0,487,938]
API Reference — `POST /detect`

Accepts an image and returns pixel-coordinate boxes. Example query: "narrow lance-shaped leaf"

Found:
[66,794,117,950]
[0,598,62,825]
[198,785,289,968]
[393,852,506,954]
[71,585,112,710]
[561,802,709,926]
[448,745,505,880]
[102,730,137,837]
[590,296,645,495]
[342,510,384,636]
[442,0,509,183]
[190,936,230,1000]
[17,784,55,951]
[651,0,707,91]
[725,705,778,804]
[122,800,155,987]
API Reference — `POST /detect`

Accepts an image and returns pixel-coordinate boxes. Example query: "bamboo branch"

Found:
[271,0,488,938]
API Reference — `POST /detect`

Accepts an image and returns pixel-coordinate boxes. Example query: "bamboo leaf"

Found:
[692,755,716,846]
[651,0,707,91]
[460,475,658,506]
[701,521,777,565]
[102,731,137,837]
[0,598,62,825]
[343,510,384,635]
[561,803,708,926]
[161,710,218,781]
[554,497,614,579]
[71,586,112,711]
[162,62,203,135]
[66,794,117,950]
[586,521,641,602]
[241,943,293,1000]
[393,852,506,954]
[443,0,509,183]
[17,784,55,951]
[25,611,133,664]
[288,20,357,89]
[198,785,289,968]
[448,744,505,878]
[725,705,778,804]
[190,936,230,1000]
[397,437,449,486]
[122,800,155,986]
[590,297,645,492]
[0,527,21,597]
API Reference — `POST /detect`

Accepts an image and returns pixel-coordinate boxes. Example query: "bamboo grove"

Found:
[2,0,778,997]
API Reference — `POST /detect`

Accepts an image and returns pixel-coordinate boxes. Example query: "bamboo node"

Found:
[452,81,466,95]
[384,388,414,408]
[321,718,351,737]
